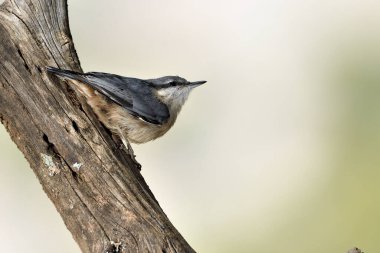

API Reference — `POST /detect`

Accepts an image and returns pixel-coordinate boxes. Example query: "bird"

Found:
[46,66,206,161]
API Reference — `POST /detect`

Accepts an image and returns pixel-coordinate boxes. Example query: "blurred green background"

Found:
[1,0,380,252]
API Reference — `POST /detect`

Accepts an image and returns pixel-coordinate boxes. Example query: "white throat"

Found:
[156,86,192,118]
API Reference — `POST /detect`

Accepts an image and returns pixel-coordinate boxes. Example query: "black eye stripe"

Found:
[147,78,188,88]
[158,82,181,88]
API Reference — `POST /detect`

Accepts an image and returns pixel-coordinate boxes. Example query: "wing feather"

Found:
[47,67,170,125]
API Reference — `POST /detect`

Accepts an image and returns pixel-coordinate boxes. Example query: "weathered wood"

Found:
[0,0,195,252]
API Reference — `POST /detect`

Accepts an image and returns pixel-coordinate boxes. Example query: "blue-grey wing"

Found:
[46,67,169,125]
[84,72,170,125]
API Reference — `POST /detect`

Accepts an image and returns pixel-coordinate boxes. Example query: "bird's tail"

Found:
[46,66,97,98]
[46,66,84,81]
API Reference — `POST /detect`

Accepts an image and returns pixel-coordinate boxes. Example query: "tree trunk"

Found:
[0,0,195,252]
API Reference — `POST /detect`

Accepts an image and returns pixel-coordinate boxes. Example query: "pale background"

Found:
[1,0,380,252]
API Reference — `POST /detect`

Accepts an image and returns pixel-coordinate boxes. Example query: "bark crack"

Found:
[17,48,31,73]
[62,167,111,241]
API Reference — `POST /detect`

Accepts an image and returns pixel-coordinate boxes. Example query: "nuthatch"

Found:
[46,67,206,149]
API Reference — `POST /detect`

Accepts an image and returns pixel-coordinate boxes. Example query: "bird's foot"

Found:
[121,138,141,170]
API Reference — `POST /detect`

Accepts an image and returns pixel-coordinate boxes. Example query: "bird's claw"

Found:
[121,138,141,169]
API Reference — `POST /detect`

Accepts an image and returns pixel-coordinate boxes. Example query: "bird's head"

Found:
[146,76,206,110]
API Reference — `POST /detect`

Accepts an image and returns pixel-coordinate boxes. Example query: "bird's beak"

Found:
[189,80,207,87]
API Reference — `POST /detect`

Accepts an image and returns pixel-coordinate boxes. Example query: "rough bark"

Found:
[0,0,195,252]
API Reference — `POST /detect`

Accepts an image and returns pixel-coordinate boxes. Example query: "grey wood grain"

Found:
[0,0,195,252]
